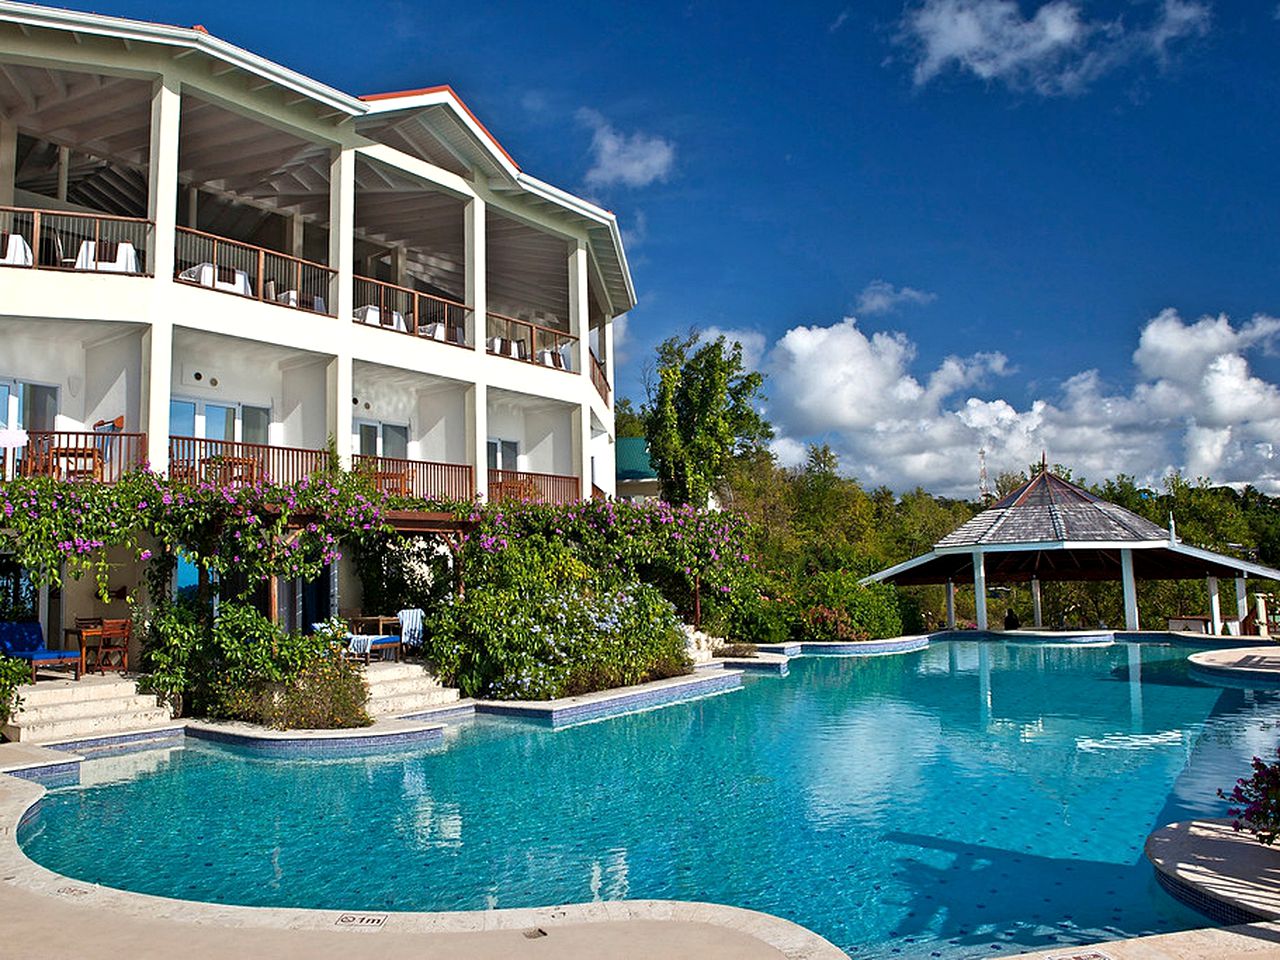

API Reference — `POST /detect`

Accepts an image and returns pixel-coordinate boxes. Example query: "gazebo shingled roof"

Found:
[862,468,1280,632]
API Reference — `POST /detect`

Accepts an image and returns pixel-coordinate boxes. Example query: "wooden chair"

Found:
[94,618,130,675]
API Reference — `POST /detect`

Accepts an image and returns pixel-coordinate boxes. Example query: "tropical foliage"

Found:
[1220,750,1280,845]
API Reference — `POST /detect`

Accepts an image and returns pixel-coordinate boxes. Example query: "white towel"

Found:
[398,608,425,648]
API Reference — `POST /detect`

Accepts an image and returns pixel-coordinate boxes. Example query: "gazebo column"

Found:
[945,581,956,629]
[1120,549,1140,631]
[1207,576,1222,636]
[1236,575,1249,627]
[972,550,988,631]
[1031,577,1043,628]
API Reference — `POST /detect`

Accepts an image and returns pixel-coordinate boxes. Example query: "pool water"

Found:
[20,641,1280,959]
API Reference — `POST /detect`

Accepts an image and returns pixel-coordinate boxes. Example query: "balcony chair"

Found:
[92,618,130,675]
[0,621,81,683]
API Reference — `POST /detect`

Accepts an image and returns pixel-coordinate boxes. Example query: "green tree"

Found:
[613,397,648,438]
[645,333,771,506]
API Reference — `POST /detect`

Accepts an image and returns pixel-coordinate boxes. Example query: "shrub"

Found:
[1220,750,1280,845]
[137,601,202,716]
[424,577,690,700]
[711,643,758,659]
[728,594,797,645]
[797,572,902,641]
[258,654,370,729]
[0,653,29,727]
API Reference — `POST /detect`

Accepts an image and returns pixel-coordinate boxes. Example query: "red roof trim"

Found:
[358,84,519,171]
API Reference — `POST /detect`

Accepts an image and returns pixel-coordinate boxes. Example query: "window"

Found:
[0,379,58,431]
[170,398,272,442]
[355,421,409,459]
[0,557,38,622]
[487,438,519,470]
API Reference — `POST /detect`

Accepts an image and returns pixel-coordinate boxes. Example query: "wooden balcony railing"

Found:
[168,437,330,487]
[5,431,147,483]
[488,468,581,505]
[352,454,474,501]
[590,350,610,403]
[486,312,577,373]
[592,483,607,501]
[352,277,472,347]
[0,205,151,274]
[175,227,335,316]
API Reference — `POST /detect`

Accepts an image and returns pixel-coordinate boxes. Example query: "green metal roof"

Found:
[616,437,658,481]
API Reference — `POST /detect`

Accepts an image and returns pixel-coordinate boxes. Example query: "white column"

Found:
[1031,577,1043,628]
[945,581,956,629]
[326,354,352,467]
[0,116,16,206]
[972,550,988,631]
[1208,576,1222,636]
[329,146,355,322]
[603,318,616,403]
[468,383,488,500]
[288,212,305,259]
[389,244,406,287]
[465,196,486,353]
[568,238,590,375]
[56,145,70,202]
[1257,595,1270,638]
[1120,548,1140,631]
[147,75,182,280]
[140,323,172,473]
[1236,576,1249,626]
[575,403,593,500]
[186,185,199,228]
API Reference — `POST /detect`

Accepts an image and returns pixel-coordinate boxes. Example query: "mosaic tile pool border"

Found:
[184,723,445,756]
[475,671,743,727]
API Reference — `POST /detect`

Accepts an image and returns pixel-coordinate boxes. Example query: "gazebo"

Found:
[863,470,1280,633]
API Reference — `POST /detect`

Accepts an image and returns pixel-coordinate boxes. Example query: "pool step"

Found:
[3,677,172,744]
[362,661,458,718]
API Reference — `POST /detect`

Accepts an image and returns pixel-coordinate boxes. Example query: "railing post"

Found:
[30,210,40,270]
[256,248,265,301]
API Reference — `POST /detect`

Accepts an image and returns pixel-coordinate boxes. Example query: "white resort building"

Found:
[0,2,633,639]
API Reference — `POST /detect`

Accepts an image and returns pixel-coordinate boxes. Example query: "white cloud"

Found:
[699,326,768,371]
[578,109,675,189]
[760,309,1280,497]
[901,0,1211,96]
[855,279,938,315]
[829,8,851,33]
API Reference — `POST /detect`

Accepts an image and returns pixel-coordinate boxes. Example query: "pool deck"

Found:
[1189,647,1280,688]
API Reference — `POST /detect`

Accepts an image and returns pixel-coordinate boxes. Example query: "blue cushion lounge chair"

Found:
[0,621,81,682]
[346,632,401,664]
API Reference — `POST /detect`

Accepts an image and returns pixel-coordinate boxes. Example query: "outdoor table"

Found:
[63,625,101,676]
[353,304,407,332]
[179,262,253,297]
[202,455,260,485]
[74,240,140,273]
[0,232,33,266]
[348,615,401,635]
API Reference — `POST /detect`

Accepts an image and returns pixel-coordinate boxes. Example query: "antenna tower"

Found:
[978,447,992,502]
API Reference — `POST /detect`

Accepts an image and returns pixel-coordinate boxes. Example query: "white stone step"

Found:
[17,677,142,707]
[366,688,460,718]
[3,706,174,743]
[362,661,433,683]
[15,692,163,723]
[365,675,449,699]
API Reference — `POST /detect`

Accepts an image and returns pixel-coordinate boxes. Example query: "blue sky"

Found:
[58,0,1280,494]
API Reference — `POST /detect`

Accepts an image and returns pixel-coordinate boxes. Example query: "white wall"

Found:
[416,386,468,462]
[84,330,143,429]
[280,361,329,449]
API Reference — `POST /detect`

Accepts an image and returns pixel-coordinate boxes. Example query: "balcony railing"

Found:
[486,313,577,373]
[352,454,474,501]
[4,430,147,483]
[0,205,151,274]
[352,277,471,347]
[488,468,581,505]
[168,436,330,487]
[589,350,610,403]
[175,227,335,316]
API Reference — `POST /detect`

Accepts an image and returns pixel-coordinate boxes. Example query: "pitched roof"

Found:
[936,472,1167,548]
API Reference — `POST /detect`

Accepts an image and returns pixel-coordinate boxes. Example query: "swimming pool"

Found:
[18,640,1277,959]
